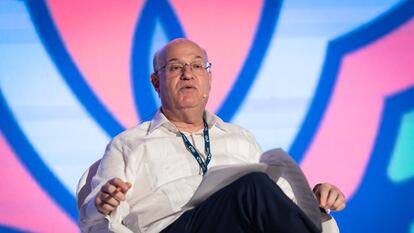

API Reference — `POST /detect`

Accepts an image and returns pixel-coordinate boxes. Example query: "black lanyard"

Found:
[179,119,211,175]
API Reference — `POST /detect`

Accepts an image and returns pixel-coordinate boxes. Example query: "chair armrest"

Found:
[322,215,340,233]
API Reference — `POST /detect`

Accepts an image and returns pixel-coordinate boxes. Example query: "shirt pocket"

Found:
[144,137,193,187]
[211,132,250,162]
[160,176,200,211]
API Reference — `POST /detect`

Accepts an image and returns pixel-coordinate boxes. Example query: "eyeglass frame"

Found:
[155,61,212,75]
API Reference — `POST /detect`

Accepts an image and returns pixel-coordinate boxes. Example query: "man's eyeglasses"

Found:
[157,62,211,76]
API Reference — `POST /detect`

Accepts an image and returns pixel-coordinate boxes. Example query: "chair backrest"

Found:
[76,159,101,210]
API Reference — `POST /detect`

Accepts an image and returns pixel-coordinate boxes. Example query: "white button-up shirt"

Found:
[79,110,294,233]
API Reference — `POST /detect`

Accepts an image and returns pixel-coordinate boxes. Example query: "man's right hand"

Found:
[95,178,132,215]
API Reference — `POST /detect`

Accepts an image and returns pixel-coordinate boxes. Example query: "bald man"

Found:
[78,39,345,233]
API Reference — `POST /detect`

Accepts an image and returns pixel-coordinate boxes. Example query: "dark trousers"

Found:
[161,172,321,233]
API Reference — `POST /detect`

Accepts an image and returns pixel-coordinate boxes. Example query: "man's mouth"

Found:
[179,85,197,91]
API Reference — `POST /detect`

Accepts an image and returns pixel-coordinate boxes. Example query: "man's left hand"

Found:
[313,183,346,211]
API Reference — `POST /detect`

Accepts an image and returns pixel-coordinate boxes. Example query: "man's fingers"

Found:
[325,189,338,209]
[327,186,346,211]
[100,183,128,202]
[95,195,117,215]
[315,184,329,207]
[331,195,346,211]
[109,178,132,193]
[101,193,121,206]
[97,202,116,215]
[112,189,128,202]
[95,178,132,216]
[314,183,346,211]
[100,182,116,194]
[313,183,346,211]
[101,178,132,195]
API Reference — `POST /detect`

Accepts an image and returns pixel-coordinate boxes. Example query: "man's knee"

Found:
[236,172,273,187]
[233,172,288,200]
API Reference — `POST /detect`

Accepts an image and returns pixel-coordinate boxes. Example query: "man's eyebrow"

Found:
[166,56,204,63]
[166,58,179,63]
[193,56,203,60]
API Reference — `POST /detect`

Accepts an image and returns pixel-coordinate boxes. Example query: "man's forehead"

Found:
[159,40,206,62]
[165,43,203,57]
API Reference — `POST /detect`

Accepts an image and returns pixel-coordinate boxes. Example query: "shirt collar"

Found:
[148,108,229,135]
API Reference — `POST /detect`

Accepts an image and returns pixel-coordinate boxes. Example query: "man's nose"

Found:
[181,64,193,79]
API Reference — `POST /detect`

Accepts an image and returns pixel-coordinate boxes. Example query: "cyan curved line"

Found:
[335,86,414,232]
[217,0,282,121]
[131,0,185,121]
[289,0,414,161]
[25,0,125,138]
[0,91,77,221]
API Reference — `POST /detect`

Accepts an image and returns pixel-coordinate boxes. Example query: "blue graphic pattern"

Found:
[290,0,414,161]
[335,87,414,232]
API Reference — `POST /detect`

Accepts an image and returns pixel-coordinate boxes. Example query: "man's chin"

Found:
[177,99,206,110]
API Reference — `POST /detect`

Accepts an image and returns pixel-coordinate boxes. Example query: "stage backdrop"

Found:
[1,0,413,232]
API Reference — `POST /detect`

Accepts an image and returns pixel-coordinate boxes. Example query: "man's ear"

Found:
[150,73,160,93]
[207,71,212,92]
